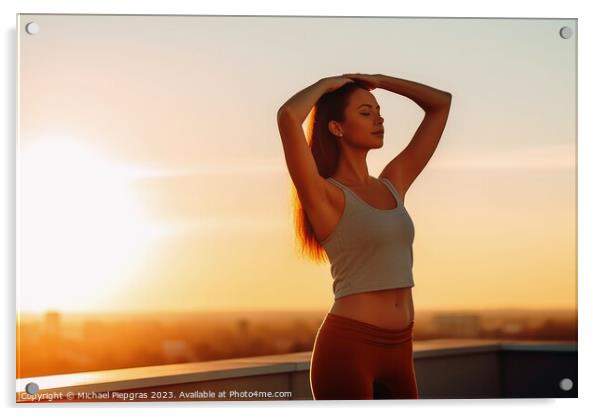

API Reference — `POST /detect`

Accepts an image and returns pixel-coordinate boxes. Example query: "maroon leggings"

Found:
[310,312,419,400]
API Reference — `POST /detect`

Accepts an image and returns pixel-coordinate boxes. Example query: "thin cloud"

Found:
[431,144,575,170]
[121,161,285,178]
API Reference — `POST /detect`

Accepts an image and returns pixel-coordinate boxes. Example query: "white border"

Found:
[2,1,599,415]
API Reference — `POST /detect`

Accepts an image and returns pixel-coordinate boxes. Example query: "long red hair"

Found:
[289,81,370,263]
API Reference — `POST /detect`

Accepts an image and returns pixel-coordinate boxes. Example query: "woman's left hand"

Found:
[341,73,382,91]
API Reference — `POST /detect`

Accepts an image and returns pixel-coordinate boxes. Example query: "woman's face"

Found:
[331,88,385,148]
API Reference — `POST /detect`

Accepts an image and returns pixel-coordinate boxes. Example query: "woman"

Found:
[276,73,452,400]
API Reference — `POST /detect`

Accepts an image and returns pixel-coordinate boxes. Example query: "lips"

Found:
[372,130,384,135]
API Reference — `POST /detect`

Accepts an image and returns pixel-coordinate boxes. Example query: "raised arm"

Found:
[276,76,353,207]
[374,74,452,195]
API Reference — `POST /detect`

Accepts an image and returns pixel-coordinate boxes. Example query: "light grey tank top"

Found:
[320,177,415,300]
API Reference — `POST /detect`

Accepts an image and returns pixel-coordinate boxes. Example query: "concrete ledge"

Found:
[16,340,577,401]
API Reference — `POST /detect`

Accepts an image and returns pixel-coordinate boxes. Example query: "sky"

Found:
[17,15,576,314]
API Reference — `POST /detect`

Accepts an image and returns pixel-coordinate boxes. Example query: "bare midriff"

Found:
[328,286,414,330]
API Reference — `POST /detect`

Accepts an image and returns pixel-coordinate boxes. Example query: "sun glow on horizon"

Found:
[18,137,170,313]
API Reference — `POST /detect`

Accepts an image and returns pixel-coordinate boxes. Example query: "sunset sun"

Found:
[18,138,164,313]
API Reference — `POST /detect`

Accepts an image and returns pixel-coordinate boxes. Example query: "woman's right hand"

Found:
[320,76,355,93]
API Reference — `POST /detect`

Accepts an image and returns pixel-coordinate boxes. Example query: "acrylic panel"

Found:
[16,14,577,402]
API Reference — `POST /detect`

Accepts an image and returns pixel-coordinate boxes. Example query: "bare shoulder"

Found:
[323,177,344,206]
[295,175,343,216]
[313,177,345,218]
[300,177,345,243]
[378,171,409,202]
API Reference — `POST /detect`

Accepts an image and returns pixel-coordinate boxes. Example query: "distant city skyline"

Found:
[17,15,576,314]
[17,307,577,380]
